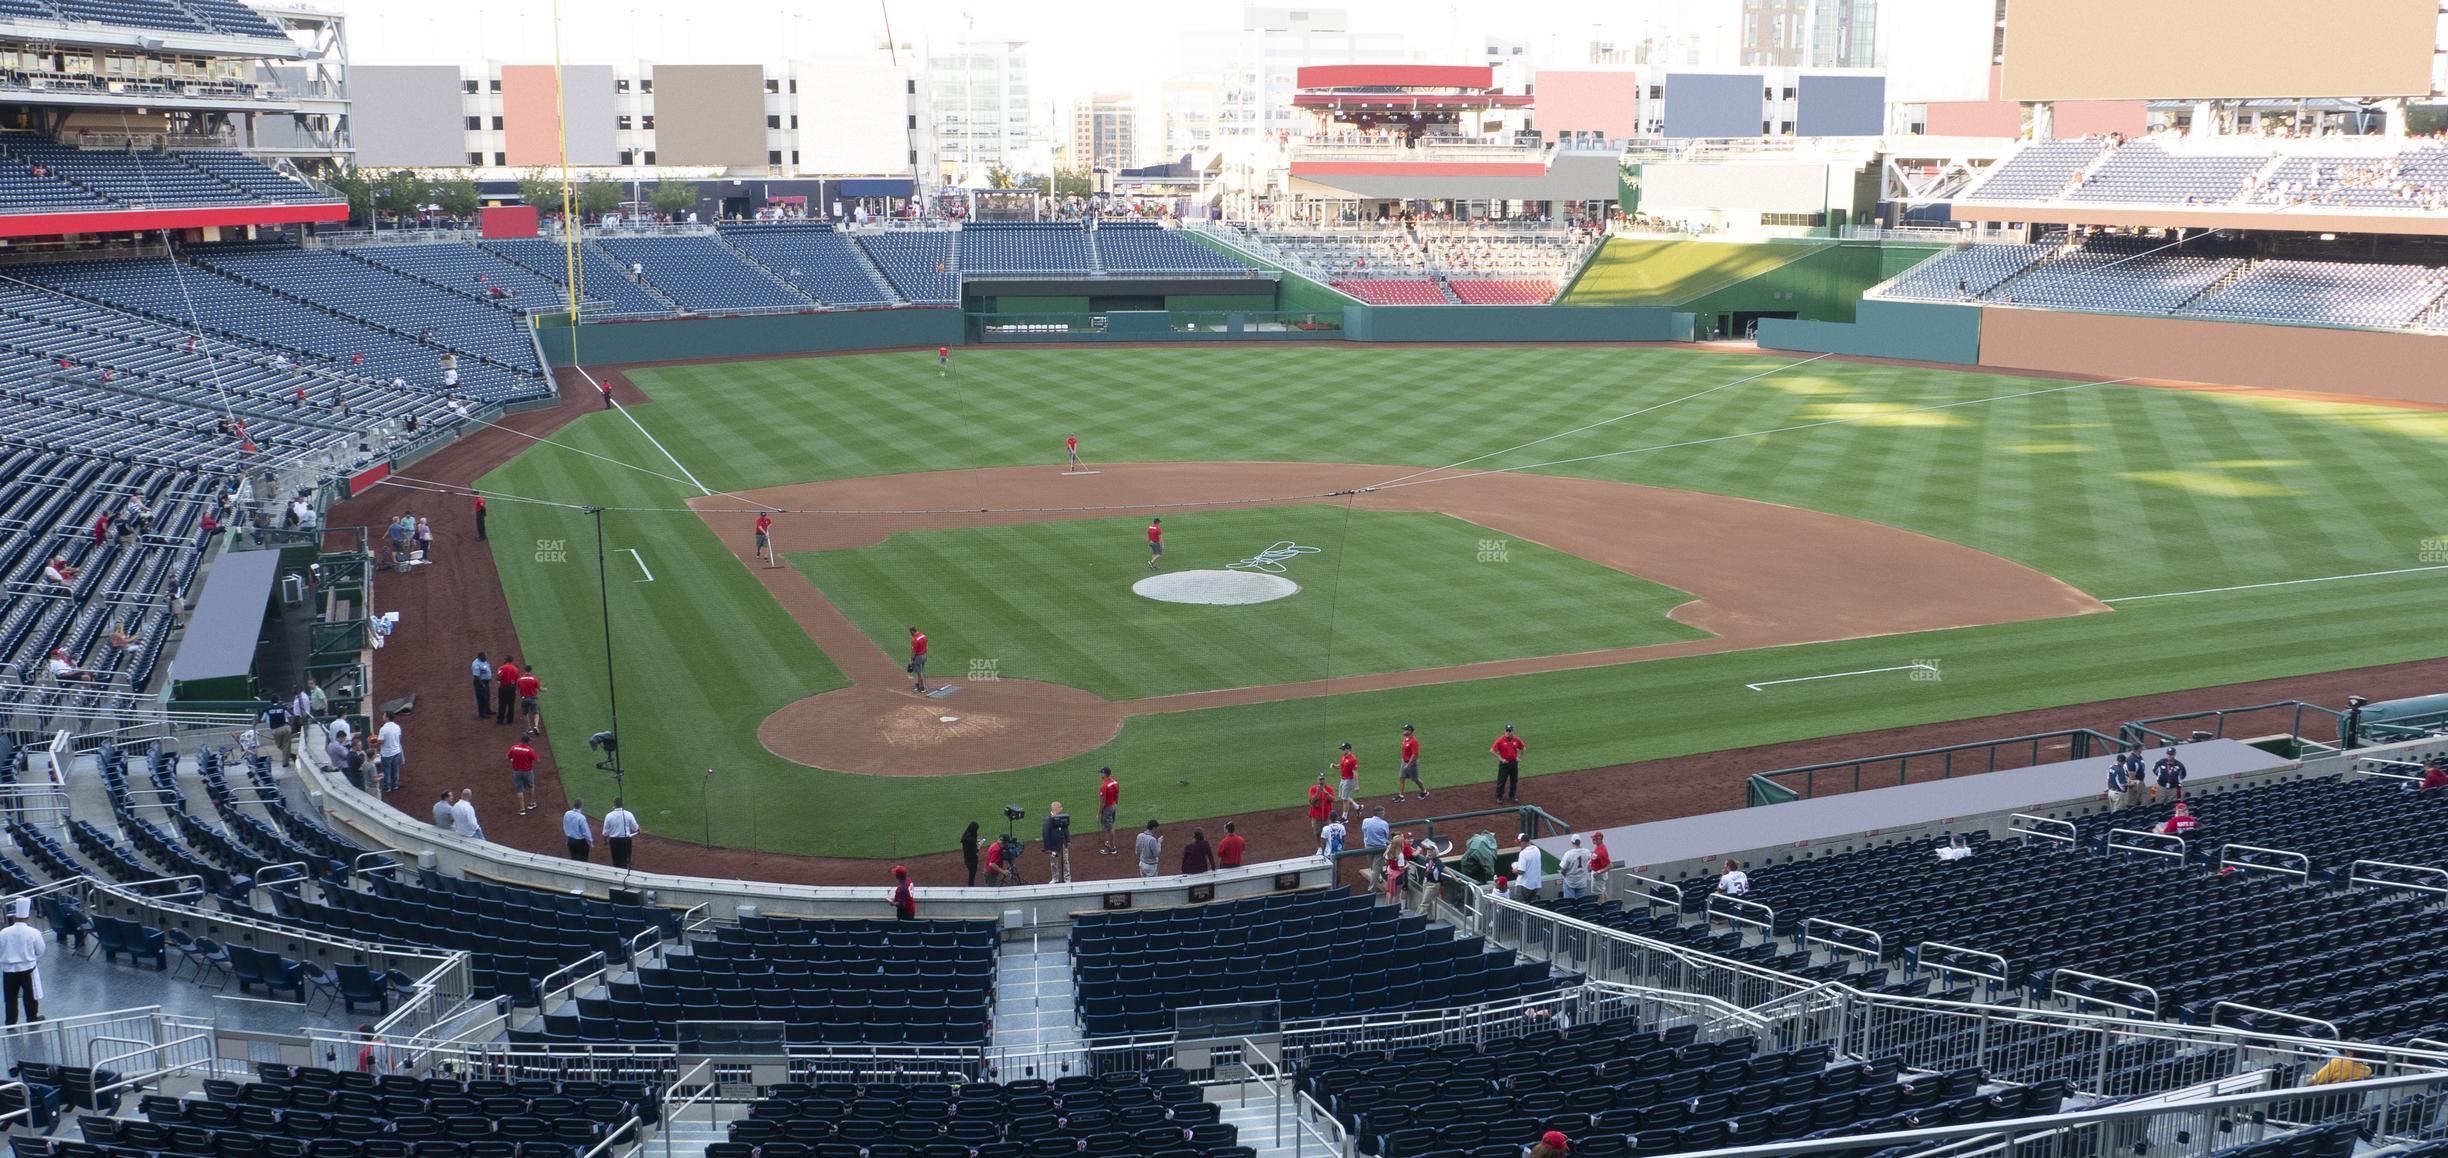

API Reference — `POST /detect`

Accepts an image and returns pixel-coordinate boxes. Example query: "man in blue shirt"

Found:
[562,800,593,861]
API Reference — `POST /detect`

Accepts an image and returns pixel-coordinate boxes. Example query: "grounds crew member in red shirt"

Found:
[908,627,929,692]
[889,866,917,920]
[1396,724,1427,802]
[1306,771,1337,838]
[472,492,486,541]
[1491,723,1526,803]
[494,656,520,726]
[1336,742,1359,816]
[937,346,951,377]
[1097,767,1121,855]
[507,733,539,816]
[1146,517,1164,571]
[1066,433,1081,470]
[516,668,545,733]
[1216,821,1245,868]
[753,512,773,564]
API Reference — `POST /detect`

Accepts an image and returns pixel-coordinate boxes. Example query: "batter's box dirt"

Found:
[879,705,1009,749]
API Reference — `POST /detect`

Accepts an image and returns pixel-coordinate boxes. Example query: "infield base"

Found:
[1133,569,1299,606]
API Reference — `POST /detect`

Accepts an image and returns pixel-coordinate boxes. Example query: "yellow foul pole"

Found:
[551,0,581,366]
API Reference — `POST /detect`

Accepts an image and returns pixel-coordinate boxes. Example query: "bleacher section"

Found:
[1300,1017,2053,1158]
[1450,279,1557,304]
[1658,778,2448,1042]
[86,1063,661,1156]
[26,258,541,400]
[480,237,673,318]
[1093,222,1248,274]
[342,241,571,311]
[185,247,540,372]
[714,224,896,306]
[1963,139,2109,201]
[593,234,813,313]
[1226,222,1592,305]
[720,1070,1249,1158]
[0,137,337,213]
[1873,236,2448,331]
[1335,278,1451,305]
[521,915,994,1048]
[0,451,204,694]
[854,230,959,303]
[956,221,1095,275]
[0,0,290,39]
[1069,889,1563,1036]
[2066,144,2269,205]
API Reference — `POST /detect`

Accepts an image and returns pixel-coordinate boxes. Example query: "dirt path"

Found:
[691,462,2107,774]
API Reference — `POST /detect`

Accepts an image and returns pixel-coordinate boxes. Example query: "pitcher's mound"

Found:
[1134,569,1299,605]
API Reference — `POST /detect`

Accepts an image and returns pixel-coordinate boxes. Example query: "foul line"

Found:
[1746,663,1938,691]
[580,364,712,497]
[622,548,653,583]
[2101,564,2448,604]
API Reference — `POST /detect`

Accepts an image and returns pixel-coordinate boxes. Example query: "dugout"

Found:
[166,547,284,707]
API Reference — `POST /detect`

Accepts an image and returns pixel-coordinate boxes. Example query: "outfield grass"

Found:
[791,506,1707,699]
[475,345,2448,857]
[1559,239,1827,306]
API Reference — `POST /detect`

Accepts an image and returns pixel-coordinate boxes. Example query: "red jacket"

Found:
[1492,734,1525,761]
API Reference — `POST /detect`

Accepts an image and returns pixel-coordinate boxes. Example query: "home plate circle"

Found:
[1133,569,1299,605]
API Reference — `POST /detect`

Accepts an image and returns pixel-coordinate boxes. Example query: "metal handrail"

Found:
[1800,916,1885,964]
[2007,813,2078,844]
[0,1080,28,1129]
[251,862,310,889]
[2353,756,2429,783]
[2212,1000,2341,1039]
[2219,843,2311,879]
[2347,859,2448,896]
[1705,892,1775,936]
[1608,870,1686,914]
[582,1116,642,1158]
[536,951,606,1011]
[113,873,204,903]
[2048,968,2160,1018]
[350,849,409,879]
[2104,828,2186,859]
[658,1059,716,1158]
[678,902,713,936]
[1914,940,2011,986]
[86,1031,215,1102]
[623,926,662,964]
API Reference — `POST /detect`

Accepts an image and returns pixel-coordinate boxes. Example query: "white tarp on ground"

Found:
[1132,569,1299,605]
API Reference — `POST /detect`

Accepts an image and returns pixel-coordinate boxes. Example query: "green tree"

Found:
[984,162,1018,190]
[371,169,430,224]
[576,174,623,219]
[515,168,566,216]
[430,176,482,219]
[648,178,698,218]
[1051,167,1094,198]
[323,167,372,225]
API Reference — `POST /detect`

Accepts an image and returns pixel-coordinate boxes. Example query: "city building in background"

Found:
[1066,92,1137,173]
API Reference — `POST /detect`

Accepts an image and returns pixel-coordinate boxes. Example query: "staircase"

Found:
[2173,259,2255,314]
[838,232,905,304]
[989,929,1086,1067]
[1209,1083,1304,1158]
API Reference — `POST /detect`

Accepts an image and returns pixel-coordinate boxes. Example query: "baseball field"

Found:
[469,344,2448,860]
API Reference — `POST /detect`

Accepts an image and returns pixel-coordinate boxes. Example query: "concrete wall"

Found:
[350,65,469,167]
[1757,298,1983,364]
[537,307,962,367]
[1977,308,2448,403]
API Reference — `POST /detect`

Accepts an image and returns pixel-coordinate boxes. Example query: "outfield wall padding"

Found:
[1976,308,2448,403]
[535,308,963,368]
[1756,299,1983,364]
[1343,305,1691,343]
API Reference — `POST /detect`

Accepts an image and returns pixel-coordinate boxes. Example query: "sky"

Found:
[329,0,1718,94]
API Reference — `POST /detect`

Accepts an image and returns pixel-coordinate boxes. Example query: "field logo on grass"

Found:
[533,538,568,564]
[1910,659,1944,683]
[2422,537,2448,564]
[1477,538,1510,564]
[1226,541,1322,573]
[968,658,1001,682]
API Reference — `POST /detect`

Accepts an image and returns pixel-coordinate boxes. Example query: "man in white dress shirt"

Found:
[603,798,639,870]
[1511,836,1544,899]
[451,788,484,841]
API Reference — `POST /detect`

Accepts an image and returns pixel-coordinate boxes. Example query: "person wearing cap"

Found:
[1530,1129,1571,1158]
[563,799,593,861]
[0,898,43,1025]
[1335,742,1359,816]
[2153,746,2188,801]
[1041,802,1073,884]
[1558,835,1593,899]
[1395,724,1427,802]
[2105,750,2138,809]
[1511,836,1543,898]
[1491,724,1526,803]
[2156,802,2198,837]
[889,866,917,920]
[1589,832,1612,875]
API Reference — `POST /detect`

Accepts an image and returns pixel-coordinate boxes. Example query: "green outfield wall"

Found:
[535,307,964,366]
[1676,242,1945,327]
[1755,298,1984,364]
